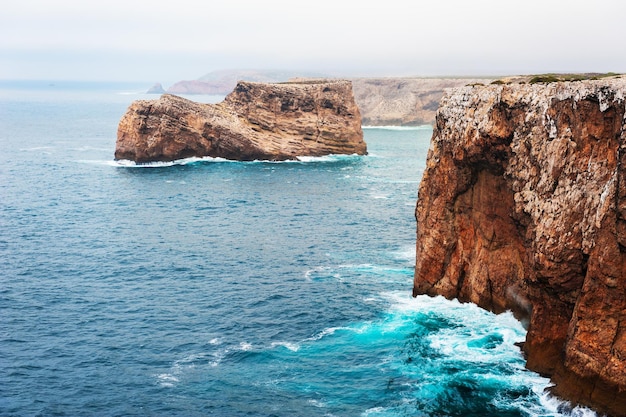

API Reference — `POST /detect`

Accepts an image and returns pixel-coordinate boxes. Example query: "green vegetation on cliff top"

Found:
[528,72,621,83]
[484,73,622,86]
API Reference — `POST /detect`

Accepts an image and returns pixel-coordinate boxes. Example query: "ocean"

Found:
[0,81,597,416]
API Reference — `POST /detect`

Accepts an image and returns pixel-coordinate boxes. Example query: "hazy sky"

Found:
[2,0,625,83]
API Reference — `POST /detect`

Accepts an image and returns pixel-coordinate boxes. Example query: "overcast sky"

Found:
[2,0,625,83]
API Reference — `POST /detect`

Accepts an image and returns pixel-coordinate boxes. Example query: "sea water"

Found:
[0,82,597,416]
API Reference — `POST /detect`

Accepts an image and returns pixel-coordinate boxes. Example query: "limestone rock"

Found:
[115,80,366,163]
[413,78,626,416]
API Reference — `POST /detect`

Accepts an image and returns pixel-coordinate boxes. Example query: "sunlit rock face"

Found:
[413,78,626,417]
[115,80,366,163]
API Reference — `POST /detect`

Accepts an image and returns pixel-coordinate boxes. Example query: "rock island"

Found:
[115,80,366,163]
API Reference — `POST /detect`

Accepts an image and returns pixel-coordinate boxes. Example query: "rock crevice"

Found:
[413,78,626,416]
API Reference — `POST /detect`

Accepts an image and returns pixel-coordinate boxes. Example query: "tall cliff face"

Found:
[115,80,366,163]
[413,79,626,416]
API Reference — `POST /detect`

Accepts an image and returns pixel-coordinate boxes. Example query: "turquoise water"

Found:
[0,82,596,416]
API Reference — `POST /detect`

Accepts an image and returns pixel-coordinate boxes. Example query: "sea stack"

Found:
[413,78,626,416]
[115,80,366,163]
[146,83,166,94]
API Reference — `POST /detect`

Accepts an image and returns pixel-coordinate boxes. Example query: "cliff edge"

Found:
[115,80,366,163]
[413,78,626,416]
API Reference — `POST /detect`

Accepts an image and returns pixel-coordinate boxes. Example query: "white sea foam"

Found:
[270,341,301,352]
[209,349,227,367]
[75,159,109,166]
[239,341,253,351]
[304,266,333,281]
[535,391,598,417]
[294,153,363,163]
[309,325,358,341]
[156,373,179,388]
[362,406,392,416]
[387,292,525,336]
[109,156,231,167]
[307,399,326,408]
[379,291,598,416]
[106,152,364,167]
[390,245,416,263]
[381,291,465,314]
[304,263,412,284]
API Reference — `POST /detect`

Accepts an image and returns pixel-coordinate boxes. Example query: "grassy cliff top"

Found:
[489,72,622,85]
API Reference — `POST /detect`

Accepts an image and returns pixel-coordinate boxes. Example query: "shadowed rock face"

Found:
[413,79,626,416]
[115,80,366,163]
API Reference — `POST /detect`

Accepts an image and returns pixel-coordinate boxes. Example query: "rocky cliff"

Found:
[351,77,493,126]
[116,80,366,163]
[412,78,626,416]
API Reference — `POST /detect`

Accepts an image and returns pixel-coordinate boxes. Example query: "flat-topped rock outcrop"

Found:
[115,80,366,163]
[412,78,626,416]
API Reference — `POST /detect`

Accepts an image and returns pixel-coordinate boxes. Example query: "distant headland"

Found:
[148,69,496,126]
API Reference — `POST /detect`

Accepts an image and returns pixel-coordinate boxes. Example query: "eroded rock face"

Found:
[115,80,366,163]
[413,79,626,416]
